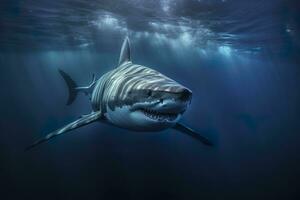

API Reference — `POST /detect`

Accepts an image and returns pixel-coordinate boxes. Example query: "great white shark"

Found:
[26,37,212,150]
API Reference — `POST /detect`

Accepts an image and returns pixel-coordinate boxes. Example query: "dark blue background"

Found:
[0,0,299,199]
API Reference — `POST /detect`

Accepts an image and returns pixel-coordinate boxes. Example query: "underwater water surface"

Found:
[0,0,300,199]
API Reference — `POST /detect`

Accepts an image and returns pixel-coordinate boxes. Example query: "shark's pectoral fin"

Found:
[25,111,102,151]
[173,122,213,146]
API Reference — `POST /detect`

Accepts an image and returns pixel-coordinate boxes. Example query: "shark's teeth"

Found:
[139,108,178,121]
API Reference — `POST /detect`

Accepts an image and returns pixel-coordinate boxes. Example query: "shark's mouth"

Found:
[139,108,179,121]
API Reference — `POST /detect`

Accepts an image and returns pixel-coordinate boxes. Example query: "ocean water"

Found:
[0,0,299,199]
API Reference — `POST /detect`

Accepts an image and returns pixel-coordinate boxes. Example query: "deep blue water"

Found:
[0,0,300,199]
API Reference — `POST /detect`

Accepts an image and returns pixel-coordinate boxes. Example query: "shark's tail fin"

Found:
[58,69,97,105]
[58,69,78,105]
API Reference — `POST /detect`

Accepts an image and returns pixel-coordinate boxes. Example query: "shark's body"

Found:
[26,37,212,150]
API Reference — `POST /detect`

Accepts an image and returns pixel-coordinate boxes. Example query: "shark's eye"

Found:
[147,90,152,96]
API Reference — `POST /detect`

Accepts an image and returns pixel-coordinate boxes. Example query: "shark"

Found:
[26,37,212,150]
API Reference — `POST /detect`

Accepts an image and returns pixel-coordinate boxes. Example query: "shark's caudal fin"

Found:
[59,69,78,105]
[173,123,213,146]
[25,111,102,151]
[59,69,96,105]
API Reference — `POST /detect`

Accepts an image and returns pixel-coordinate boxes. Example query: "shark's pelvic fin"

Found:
[173,122,213,146]
[59,69,96,105]
[118,36,131,66]
[25,111,102,151]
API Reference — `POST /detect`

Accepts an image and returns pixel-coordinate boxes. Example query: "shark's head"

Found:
[103,37,192,131]
[105,66,192,131]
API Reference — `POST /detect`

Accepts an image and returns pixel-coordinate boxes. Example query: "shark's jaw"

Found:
[106,96,189,131]
[138,108,180,122]
[130,98,186,123]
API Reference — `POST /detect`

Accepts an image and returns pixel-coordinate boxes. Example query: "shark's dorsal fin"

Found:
[118,36,131,66]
